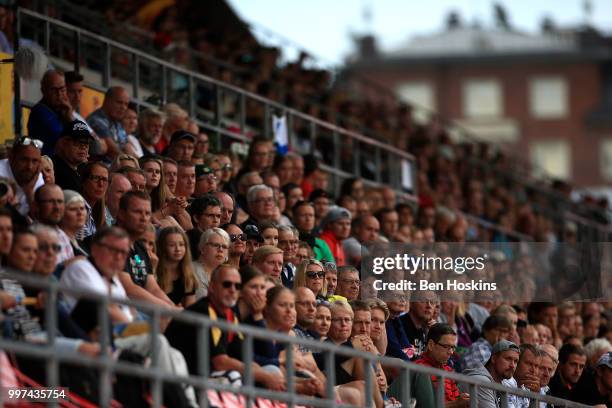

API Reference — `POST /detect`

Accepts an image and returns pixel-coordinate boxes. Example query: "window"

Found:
[529,76,568,119]
[600,139,612,181]
[531,140,571,180]
[463,79,503,118]
[396,82,435,122]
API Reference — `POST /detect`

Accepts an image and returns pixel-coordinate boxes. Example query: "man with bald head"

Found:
[294,287,320,351]
[87,86,130,160]
[28,70,73,155]
[105,173,132,225]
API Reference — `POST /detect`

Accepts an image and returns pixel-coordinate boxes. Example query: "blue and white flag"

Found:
[273,114,288,155]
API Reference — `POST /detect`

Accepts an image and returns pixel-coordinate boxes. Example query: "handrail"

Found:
[0,269,590,408]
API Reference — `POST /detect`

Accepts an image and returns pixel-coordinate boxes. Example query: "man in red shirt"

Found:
[415,323,471,407]
[318,206,351,266]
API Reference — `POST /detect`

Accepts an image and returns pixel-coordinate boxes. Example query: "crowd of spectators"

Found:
[0,67,610,407]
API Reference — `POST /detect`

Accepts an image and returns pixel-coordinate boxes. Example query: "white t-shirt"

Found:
[60,258,133,321]
[0,158,44,216]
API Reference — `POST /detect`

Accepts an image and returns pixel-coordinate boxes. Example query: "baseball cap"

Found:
[491,340,520,355]
[320,205,351,228]
[62,120,94,141]
[244,224,264,243]
[597,351,612,369]
[195,165,215,180]
[170,130,196,144]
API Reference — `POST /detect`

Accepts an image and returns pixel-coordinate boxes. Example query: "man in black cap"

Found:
[194,164,218,196]
[165,130,195,163]
[52,120,94,192]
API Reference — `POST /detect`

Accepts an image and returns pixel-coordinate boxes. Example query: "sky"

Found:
[228,0,612,66]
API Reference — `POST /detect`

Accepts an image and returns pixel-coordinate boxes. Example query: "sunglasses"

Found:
[229,233,247,242]
[39,243,62,253]
[15,137,44,150]
[306,271,325,279]
[221,281,242,290]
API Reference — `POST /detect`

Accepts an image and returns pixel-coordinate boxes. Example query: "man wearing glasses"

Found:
[415,323,471,407]
[52,120,95,192]
[0,136,44,216]
[399,290,438,359]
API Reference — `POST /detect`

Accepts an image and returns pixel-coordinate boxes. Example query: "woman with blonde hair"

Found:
[40,156,55,184]
[293,258,328,299]
[252,245,283,283]
[155,226,197,307]
[110,153,140,172]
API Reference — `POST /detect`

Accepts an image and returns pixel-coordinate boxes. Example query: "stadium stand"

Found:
[0,2,609,407]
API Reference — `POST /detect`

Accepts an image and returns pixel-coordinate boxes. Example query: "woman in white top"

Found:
[192,227,229,300]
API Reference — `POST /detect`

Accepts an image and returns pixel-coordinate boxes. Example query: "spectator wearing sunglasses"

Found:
[293,258,328,300]
[222,224,247,268]
[0,136,45,216]
[166,264,286,391]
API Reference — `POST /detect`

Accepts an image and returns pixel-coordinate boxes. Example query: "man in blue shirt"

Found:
[87,86,130,161]
[27,70,72,155]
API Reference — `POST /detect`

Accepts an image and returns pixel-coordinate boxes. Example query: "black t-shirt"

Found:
[313,339,355,385]
[186,228,202,261]
[167,275,196,306]
[124,240,152,288]
[400,313,428,359]
[570,368,611,407]
[165,297,242,375]
[51,155,82,192]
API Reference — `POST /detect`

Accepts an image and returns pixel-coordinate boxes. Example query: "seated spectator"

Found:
[6,229,38,273]
[367,298,389,355]
[252,245,284,283]
[335,266,360,301]
[117,166,146,192]
[59,190,88,256]
[241,184,276,231]
[27,70,72,156]
[293,287,320,346]
[215,191,235,225]
[0,136,44,216]
[162,157,178,195]
[277,225,299,288]
[272,154,293,187]
[121,105,138,157]
[0,208,13,265]
[65,71,96,136]
[440,293,476,351]
[323,261,337,295]
[105,173,132,226]
[399,291,439,359]
[165,130,195,163]
[187,194,222,258]
[87,86,130,160]
[40,155,55,184]
[293,258,327,299]
[192,227,230,299]
[115,191,175,308]
[310,189,331,227]
[164,263,286,390]
[156,103,188,153]
[260,221,279,247]
[175,161,196,198]
[313,300,332,339]
[318,206,351,266]
[78,161,109,239]
[539,344,559,402]
[504,344,544,408]
[343,215,380,266]
[459,315,514,372]
[570,351,612,405]
[292,201,334,263]
[242,224,264,265]
[549,343,587,400]
[223,224,246,267]
[460,340,520,407]
[192,132,210,165]
[155,226,197,307]
[414,323,470,407]
[130,108,164,157]
[52,120,93,192]
[31,183,74,264]
[236,266,267,323]
[195,164,218,196]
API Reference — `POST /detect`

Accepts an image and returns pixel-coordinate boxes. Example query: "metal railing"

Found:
[0,269,590,408]
[15,8,417,202]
